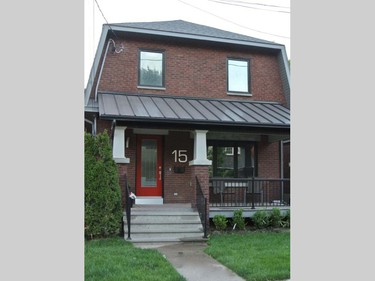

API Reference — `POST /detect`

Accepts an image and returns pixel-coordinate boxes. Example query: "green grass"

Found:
[85,238,186,281]
[205,231,290,281]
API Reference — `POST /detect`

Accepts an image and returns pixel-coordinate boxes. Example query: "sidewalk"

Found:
[135,242,245,281]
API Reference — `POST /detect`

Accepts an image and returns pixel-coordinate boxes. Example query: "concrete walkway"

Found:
[135,242,245,281]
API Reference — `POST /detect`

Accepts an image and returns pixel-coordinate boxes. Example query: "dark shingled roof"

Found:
[98,92,290,129]
[109,20,279,46]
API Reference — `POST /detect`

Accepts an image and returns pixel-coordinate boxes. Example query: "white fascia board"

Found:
[84,25,110,106]
[280,46,290,86]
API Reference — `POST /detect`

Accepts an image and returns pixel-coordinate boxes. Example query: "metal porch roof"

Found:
[98,92,290,129]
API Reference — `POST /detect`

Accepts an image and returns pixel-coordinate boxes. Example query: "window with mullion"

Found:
[227,58,250,94]
[207,141,257,178]
[139,50,165,87]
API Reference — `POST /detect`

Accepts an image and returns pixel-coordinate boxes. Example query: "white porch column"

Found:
[113,126,130,164]
[189,130,212,166]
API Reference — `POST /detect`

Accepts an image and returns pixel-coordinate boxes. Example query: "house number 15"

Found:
[172,150,188,163]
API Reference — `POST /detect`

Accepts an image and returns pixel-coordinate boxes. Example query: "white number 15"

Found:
[172,150,188,163]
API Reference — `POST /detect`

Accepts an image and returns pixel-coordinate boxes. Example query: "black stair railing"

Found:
[124,175,133,240]
[196,176,208,238]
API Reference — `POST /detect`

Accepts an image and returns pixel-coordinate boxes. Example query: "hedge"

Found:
[84,130,123,239]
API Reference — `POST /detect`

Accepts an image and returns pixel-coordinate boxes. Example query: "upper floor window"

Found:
[227,58,250,94]
[139,50,165,88]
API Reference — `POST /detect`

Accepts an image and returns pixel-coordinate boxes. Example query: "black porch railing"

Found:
[124,175,132,240]
[196,176,208,238]
[209,177,290,208]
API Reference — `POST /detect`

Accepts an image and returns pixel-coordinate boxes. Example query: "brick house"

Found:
[84,20,290,228]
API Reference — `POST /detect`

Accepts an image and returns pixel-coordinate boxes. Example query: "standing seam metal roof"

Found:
[98,92,290,128]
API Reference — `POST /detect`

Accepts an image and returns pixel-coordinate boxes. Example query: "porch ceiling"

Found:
[98,92,290,129]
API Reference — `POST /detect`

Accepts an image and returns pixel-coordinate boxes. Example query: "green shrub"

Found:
[269,208,282,228]
[213,215,228,231]
[85,130,123,239]
[232,209,246,230]
[280,209,290,228]
[252,210,270,229]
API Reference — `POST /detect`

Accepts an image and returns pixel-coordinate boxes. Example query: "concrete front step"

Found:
[123,203,205,243]
[130,223,203,232]
[126,215,201,224]
[130,204,195,212]
[127,236,208,243]
[128,230,203,237]
[130,211,199,216]
[130,219,202,225]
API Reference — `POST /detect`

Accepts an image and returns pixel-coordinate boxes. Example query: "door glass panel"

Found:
[141,139,157,187]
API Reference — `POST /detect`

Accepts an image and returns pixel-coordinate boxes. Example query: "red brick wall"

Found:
[96,119,113,136]
[117,164,128,208]
[95,126,196,204]
[120,130,195,203]
[257,135,280,178]
[92,37,286,105]
[163,131,194,203]
[95,121,282,203]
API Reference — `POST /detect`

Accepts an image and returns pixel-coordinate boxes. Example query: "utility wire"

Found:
[93,0,95,55]
[217,0,290,9]
[177,0,289,39]
[94,0,119,40]
[209,0,290,13]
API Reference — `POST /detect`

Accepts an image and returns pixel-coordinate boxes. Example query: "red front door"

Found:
[136,135,163,196]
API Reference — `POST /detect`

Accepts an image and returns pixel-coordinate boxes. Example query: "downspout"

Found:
[110,119,116,146]
[280,140,284,203]
[93,117,96,136]
[84,117,97,136]
[280,140,284,179]
[94,38,124,102]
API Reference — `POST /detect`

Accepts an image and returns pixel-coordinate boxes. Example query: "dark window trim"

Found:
[138,49,166,88]
[226,57,251,94]
[207,140,258,178]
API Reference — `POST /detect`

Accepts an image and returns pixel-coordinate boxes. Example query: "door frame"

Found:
[135,135,163,197]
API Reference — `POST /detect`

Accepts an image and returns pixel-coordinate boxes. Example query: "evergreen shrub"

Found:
[213,215,228,231]
[232,209,246,230]
[281,209,290,228]
[85,130,122,239]
[269,208,282,228]
[252,210,270,229]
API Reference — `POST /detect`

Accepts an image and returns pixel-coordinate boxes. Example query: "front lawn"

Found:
[205,231,290,281]
[85,238,186,281]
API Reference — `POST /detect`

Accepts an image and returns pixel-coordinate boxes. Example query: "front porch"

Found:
[209,177,290,208]
[124,175,290,241]
[192,175,290,239]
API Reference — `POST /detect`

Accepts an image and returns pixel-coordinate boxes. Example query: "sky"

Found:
[84,0,290,87]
